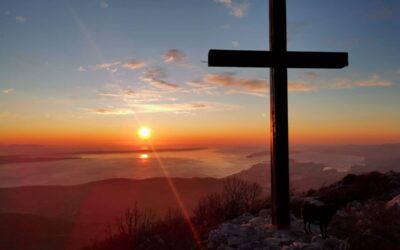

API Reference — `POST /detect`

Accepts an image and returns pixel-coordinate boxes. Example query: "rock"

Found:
[220,223,240,236]
[217,243,235,250]
[301,244,322,250]
[386,194,400,209]
[209,229,224,244]
[258,209,270,218]
[207,211,348,250]
[227,236,244,246]
[249,217,266,227]
[237,242,258,250]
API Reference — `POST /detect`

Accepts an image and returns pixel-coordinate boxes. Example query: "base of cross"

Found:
[271,224,290,230]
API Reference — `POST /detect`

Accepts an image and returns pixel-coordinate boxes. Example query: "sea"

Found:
[0,145,365,187]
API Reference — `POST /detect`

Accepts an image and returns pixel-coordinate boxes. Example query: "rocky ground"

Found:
[207,171,400,250]
[207,209,348,250]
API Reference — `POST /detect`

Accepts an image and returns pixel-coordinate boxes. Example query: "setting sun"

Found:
[138,126,152,140]
[139,153,149,159]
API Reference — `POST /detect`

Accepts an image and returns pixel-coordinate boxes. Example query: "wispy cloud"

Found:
[288,82,317,92]
[132,102,238,114]
[94,62,121,69]
[203,74,267,95]
[87,107,132,115]
[87,102,238,115]
[140,68,180,90]
[122,60,147,70]
[100,0,109,8]
[15,16,25,22]
[186,81,218,95]
[333,74,393,88]
[99,88,168,103]
[214,0,248,18]
[164,49,186,63]
[354,75,393,87]
[143,78,180,90]
[299,71,318,81]
[84,58,146,73]
[232,41,239,48]
[203,73,318,96]
[2,88,14,94]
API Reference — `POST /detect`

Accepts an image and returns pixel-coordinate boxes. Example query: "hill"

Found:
[0,177,223,249]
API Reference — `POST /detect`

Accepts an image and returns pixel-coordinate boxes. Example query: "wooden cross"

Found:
[208,0,348,229]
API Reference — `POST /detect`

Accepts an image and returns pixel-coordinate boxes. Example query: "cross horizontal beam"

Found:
[208,50,348,69]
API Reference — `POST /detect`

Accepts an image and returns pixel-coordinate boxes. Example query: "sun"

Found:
[138,126,152,140]
[139,153,149,159]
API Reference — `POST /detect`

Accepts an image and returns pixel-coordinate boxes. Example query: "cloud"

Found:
[214,0,248,18]
[144,79,180,90]
[288,82,317,92]
[333,74,393,89]
[87,107,132,115]
[203,74,268,94]
[354,75,393,87]
[140,68,180,90]
[186,81,218,95]
[231,3,247,17]
[15,16,25,22]
[232,41,239,48]
[300,71,318,81]
[123,89,136,96]
[2,88,14,94]
[100,0,109,8]
[215,0,232,4]
[203,73,318,96]
[85,58,146,73]
[99,88,168,103]
[87,102,238,115]
[122,60,147,70]
[164,49,186,63]
[93,61,121,71]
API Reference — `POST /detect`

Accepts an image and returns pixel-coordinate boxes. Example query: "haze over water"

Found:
[0,145,364,187]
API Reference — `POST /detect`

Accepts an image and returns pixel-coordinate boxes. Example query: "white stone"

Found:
[386,194,400,209]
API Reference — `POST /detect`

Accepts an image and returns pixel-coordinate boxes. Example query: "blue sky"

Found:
[0,0,399,145]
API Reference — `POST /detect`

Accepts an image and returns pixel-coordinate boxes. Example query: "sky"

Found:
[0,0,399,147]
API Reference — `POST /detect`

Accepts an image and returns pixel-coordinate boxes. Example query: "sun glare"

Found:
[139,153,149,159]
[138,126,152,140]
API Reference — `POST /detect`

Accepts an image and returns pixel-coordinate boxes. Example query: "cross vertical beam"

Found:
[269,0,290,229]
[208,0,348,231]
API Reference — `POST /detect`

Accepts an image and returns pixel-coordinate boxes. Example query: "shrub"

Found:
[193,177,264,233]
[330,201,400,250]
[84,178,264,250]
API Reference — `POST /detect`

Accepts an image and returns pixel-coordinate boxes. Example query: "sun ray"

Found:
[148,141,203,249]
